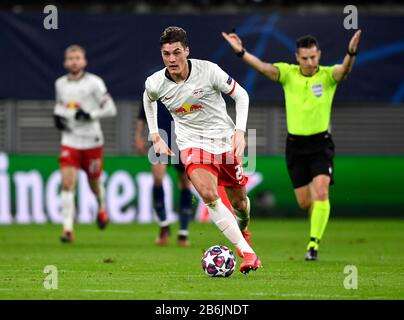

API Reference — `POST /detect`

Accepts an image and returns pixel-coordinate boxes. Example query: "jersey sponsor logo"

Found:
[226,76,233,85]
[174,103,205,114]
[65,100,81,110]
[312,84,323,97]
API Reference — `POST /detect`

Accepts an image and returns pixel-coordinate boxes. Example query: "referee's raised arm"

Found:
[222,31,280,82]
[332,30,362,82]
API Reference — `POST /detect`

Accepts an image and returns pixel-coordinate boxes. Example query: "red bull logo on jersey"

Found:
[65,100,81,110]
[174,103,205,114]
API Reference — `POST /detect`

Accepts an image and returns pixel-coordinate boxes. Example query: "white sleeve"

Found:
[143,90,159,135]
[210,63,237,95]
[90,78,117,119]
[53,81,74,119]
[209,63,249,132]
[229,82,249,132]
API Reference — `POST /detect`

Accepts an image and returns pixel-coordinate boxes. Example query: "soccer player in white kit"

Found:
[53,45,117,242]
[143,27,262,274]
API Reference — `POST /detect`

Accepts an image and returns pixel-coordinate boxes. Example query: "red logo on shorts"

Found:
[61,150,70,158]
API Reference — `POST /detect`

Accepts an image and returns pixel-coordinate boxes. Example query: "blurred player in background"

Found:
[135,103,193,246]
[53,45,117,242]
[143,26,261,274]
[223,29,361,260]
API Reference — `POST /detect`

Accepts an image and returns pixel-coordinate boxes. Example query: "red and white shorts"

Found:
[180,148,248,188]
[59,145,103,179]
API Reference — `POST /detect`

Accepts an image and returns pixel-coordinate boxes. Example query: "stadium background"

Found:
[0,0,403,225]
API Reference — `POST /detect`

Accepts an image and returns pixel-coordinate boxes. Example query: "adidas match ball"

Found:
[201,245,236,277]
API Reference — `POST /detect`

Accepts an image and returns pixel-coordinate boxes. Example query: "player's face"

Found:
[295,46,321,76]
[64,50,87,75]
[161,42,190,79]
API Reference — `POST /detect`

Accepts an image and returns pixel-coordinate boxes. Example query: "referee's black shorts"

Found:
[285,131,335,189]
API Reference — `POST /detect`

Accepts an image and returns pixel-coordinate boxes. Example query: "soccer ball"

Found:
[201,245,236,277]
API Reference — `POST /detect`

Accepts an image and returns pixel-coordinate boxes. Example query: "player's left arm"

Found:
[85,78,117,120]
[332,30,361,82]
[229,83,249,157]
[211,64,249,157]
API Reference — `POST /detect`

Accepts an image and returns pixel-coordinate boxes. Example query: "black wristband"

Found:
[236,48,246,58]
[347,50,357,56]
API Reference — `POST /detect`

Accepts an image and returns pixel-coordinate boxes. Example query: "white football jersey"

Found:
[54,72,116,149]
[145,59,238,154]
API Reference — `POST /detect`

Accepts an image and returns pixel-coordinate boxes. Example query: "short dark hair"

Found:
[160,26,188,48]
[296,35,320,50]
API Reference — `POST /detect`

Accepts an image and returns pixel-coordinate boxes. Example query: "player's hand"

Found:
[53,115,69,131]
[232,129,246,158]
[222,31,244,54]
[75,109,91,121]
[135,136,147,155]
[150,133,175,157]
[348,30,361,54]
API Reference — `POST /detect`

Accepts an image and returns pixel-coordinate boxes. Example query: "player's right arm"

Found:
[53,80,73,131]
[222,32,279,82]
[143,87,174,156]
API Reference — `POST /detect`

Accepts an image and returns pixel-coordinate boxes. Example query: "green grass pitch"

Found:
[0,219,403,300]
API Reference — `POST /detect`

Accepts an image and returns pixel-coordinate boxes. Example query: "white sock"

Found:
[178,229,189,236]
[159,220,170,227]
[206,198,254,255]
[232,196,251,232]
[61,190,75,232]
[95,181,106,211]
